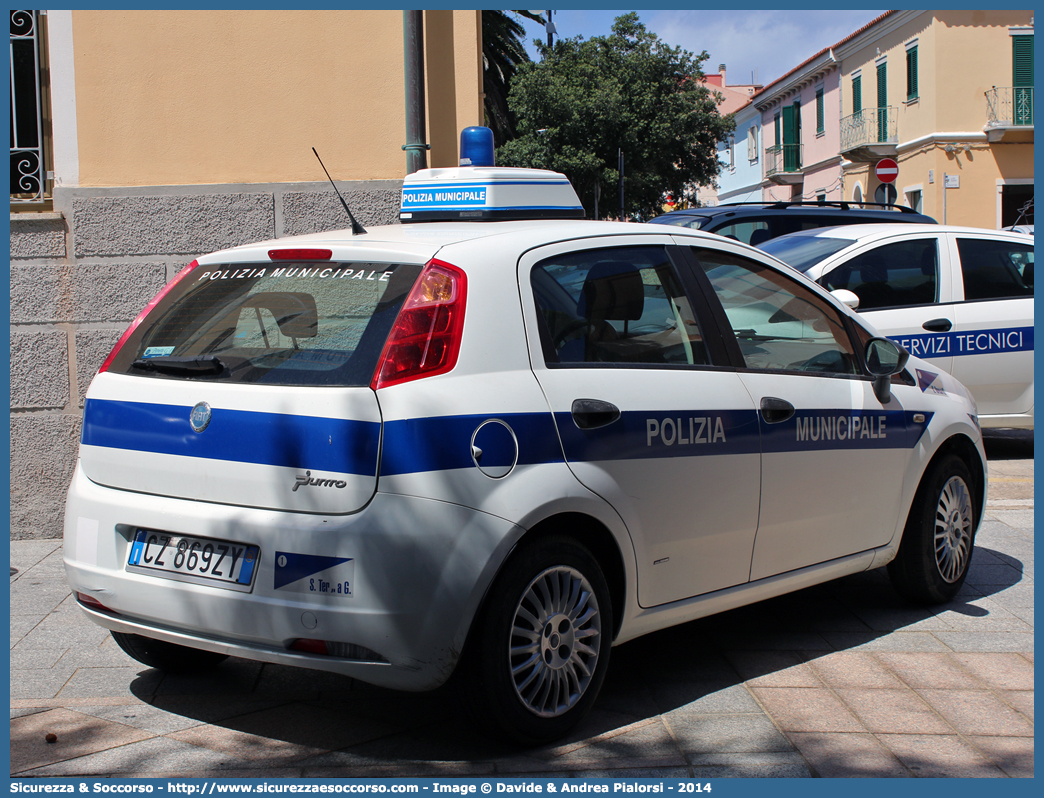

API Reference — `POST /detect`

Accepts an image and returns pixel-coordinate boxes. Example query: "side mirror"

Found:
[830,288,860,309]
[865,337,909,403]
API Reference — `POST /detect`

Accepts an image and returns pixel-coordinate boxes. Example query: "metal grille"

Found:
[839,107,897,152]
[986,87,1035,127]
[10,9,46,203]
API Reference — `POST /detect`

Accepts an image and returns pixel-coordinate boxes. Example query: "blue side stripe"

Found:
[84,400,935,480]
[82,399,380,475]
[379,413,564,476]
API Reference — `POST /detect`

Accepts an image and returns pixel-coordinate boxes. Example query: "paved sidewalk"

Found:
[10,432,1033,778]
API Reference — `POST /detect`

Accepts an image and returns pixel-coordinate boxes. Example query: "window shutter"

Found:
[852,75,862,114]
[816,87,824,133]
[1013,35,1033,125]
[906,46,918,100]
[1013,35,1033,86]
[747,126,757,161]
[876,62,888,141]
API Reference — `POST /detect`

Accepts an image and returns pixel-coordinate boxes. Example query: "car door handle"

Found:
[760,397,795,424]
[922,318,953,332]
[571,399,621,430]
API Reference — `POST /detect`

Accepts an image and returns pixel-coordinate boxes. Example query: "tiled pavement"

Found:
[10,431,1033,778]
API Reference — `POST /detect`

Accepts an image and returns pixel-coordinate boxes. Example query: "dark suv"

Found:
[649,201,937,246]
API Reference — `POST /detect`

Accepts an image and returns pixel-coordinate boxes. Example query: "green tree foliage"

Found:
[497,13,734,219]
[482,10,544,147]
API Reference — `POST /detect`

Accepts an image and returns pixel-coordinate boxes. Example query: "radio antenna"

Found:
[312,147,366,235]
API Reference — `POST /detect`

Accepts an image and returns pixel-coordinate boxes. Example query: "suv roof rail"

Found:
[712,200,921,214]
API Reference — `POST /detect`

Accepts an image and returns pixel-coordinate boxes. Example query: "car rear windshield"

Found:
[758,235,856,273]
[106,261,424,386]
[650,215,707,230]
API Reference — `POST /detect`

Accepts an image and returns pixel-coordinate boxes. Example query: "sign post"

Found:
[874,158,899,207]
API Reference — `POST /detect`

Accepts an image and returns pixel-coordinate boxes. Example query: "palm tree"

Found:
[483,10,544,147]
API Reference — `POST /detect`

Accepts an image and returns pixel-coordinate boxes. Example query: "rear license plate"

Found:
[127,529,260,592]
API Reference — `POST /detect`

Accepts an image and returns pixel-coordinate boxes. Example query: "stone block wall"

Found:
[9,180,401,539]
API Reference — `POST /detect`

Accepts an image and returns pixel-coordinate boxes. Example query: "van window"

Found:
[821,238,939,309]
[709,219,771,246]
[106,261,423,386]
[957,238,1033,300]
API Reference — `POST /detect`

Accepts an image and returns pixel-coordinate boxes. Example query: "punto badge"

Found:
[189,402,212,433]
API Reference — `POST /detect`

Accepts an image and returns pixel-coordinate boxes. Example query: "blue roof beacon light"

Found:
[459,126,495,167]
[400,127,585,223]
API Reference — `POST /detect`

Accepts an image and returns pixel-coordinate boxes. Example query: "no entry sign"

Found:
[876,158,899,184]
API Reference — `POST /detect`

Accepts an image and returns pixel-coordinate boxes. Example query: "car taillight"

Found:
[371,258,467,389]
[97,259,200,373]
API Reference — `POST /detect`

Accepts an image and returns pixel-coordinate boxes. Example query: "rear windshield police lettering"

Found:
[647,416,726,447]
[196,268,392,282]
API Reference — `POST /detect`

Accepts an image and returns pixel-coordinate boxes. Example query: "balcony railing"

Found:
[840,107,898,152]
[764,143,803,176]
[10,9,47,204]
[986,86,1034,127]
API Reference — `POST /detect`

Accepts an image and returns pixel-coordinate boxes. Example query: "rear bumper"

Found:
[64,463,523,691]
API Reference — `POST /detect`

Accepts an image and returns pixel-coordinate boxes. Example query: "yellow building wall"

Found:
[842,10,1033,228]
[934,10,1033,131]
[70,10,482,187]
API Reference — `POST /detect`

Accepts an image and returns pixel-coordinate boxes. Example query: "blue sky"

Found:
[520,9,887,88]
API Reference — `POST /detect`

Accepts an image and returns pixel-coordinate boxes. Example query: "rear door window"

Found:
[532,246,710,366]
[107,261,423,386]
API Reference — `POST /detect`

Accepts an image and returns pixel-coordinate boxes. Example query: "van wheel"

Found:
[111,631,229,672]
[888,455,977,604]
[469,536,612,746]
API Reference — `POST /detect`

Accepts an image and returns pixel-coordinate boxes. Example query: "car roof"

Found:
[653,203,925,220]
[771,223,1034,242]
[195,219,742,265]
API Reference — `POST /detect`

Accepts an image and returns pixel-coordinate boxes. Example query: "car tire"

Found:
[111,631,229,672]
[888,455,977,604]
[467,535,612,746]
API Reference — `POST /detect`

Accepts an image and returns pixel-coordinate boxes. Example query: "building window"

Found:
[815,87,825,134]
[906,189,922,213]
[747,126,758,163]
[774,112,781,148]
[728,136,735,170]
[816,192,826,203]
[876,60,888,142]
[10,9,50,205]
[906,45,919,101]
[782,101,801,171]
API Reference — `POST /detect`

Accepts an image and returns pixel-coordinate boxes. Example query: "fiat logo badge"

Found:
[189,402,212,433]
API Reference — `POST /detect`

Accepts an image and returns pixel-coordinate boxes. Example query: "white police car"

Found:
[760,224,1034,429]
[65,128,986,745]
